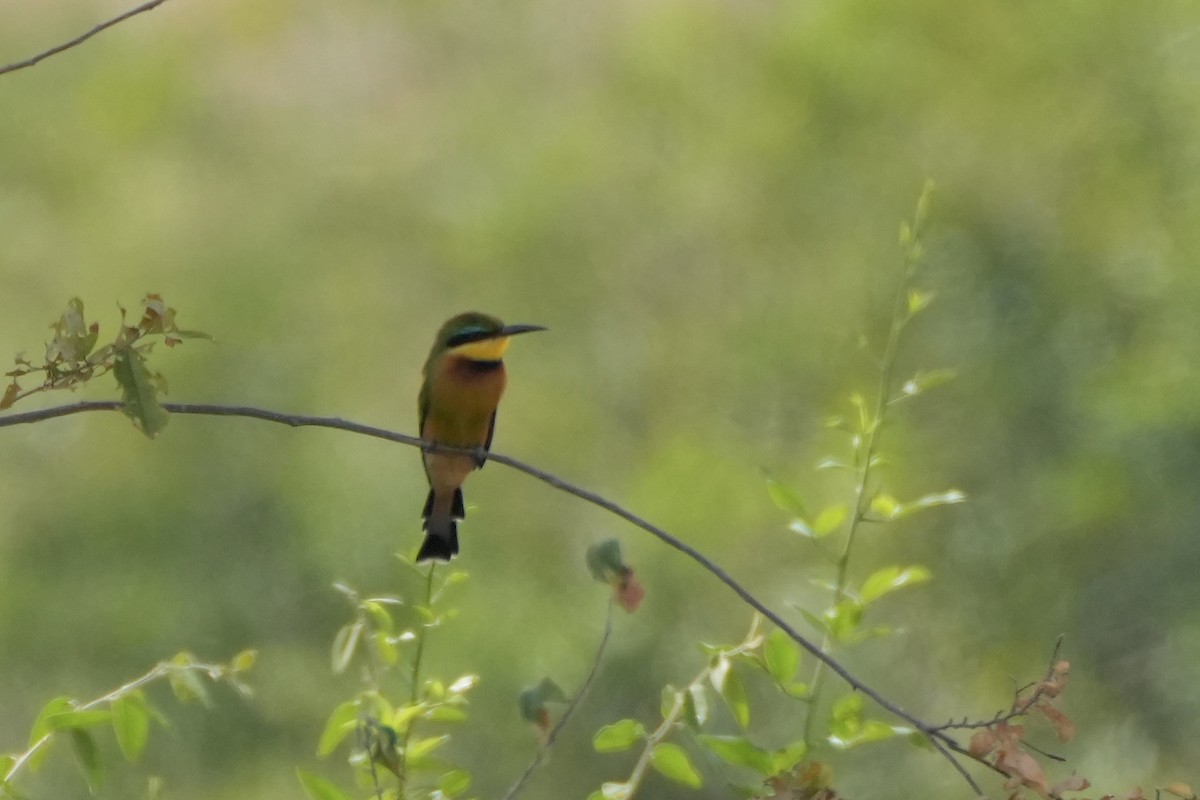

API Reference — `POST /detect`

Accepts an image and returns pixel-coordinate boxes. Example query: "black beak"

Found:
[499,324,547,337]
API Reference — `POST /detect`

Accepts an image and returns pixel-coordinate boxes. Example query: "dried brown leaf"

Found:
[1037,700,1076,742]
[1043,660,1071,698]
[1162,783,1197,800]
[968,729,996,757]
[1050,773,1089,796]
[0,381,19,409]
[996,746,1048,795]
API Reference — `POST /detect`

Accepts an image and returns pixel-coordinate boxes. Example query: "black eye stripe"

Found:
[446,329,498,348]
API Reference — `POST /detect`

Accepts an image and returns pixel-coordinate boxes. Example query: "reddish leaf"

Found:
[614,569,645,613]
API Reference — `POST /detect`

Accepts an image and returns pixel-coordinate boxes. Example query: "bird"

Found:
[416,312,546,562]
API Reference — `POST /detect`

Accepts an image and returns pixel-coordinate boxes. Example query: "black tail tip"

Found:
[415,527,460,563]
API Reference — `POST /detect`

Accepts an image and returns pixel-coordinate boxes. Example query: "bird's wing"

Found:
[477,410,496,469]
[418,381,433,481]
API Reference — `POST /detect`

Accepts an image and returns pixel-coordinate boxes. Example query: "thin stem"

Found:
[410,564,437,704]
[622,616,761,798]
[396,563,436,797]
[0,400,983,794]
[0,0,172,77]
[501,601,615,800]
[3,658,225,788]
[802,252,915,747]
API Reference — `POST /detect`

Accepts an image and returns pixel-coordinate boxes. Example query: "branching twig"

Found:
[501,601,615,800]
[0,400,983,793]
[932,636,1066,733]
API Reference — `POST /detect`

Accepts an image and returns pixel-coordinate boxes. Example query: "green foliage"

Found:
[310,568,478,800]
[1,295,210,437]
[593,720,645,753]
[650,743,702,788]
[0,651,253,799]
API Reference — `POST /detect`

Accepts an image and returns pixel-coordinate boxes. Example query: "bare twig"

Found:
[0,400,983,793]
[933,636,1066,733]
[0,0,171,77]
[501,601,615,800]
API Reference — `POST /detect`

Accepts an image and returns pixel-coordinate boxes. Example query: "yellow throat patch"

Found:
[450,336,510,361]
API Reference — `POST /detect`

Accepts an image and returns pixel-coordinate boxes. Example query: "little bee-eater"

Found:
[416,312,546,562]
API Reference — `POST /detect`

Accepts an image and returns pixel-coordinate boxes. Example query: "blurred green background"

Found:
[2,0,1199,796]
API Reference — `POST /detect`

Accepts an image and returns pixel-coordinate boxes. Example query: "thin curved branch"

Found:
[501,601,614,800]
[0,400,983,793]
[0,0,171,77]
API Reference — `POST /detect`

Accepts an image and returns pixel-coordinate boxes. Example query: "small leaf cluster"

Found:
[586,539,645,613]
[1,295,210,437]
[305,565,475,800]
[0,650,254,798]
[589,618,835,800]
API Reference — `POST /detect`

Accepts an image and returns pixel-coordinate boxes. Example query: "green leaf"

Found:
[849,392,870,432]
[772,740,809,772]
[111,692,150,762]
[696,735,774,775]
[597,782,632,800]
[46,298,98,363]
[69,729,103,792]
[709,654,731,693]
[869,494,900,520]
[784,682,810,699]
[167,667,210,707]
[659,684,678,720]
[296,769,351,800]
[112,346,169,438]
[29,696,74,747]
[720,669,750,729]
[683,683,708,730]
[651,743,702,788]
[424,706,468,723]
[586,539,627,583]
[330,622,362,675]
[372,632,398,667]
[45,709,113,731]
[391,703,424,733]
[860,565,932,605]
[900,489,967,515]
[828,719,909,749]
[404,735,449,765]
[824,599,863,642]
[316,701,359,757]
[812,505,847,537]
[363,601,394,634]
[828,693,863,739]
[592,719,645,752]
[906,289,934,316]
[519,677,567,723]
[765,478,808,518]
[788,518,815,538]
[898,369,956,399]
[230,649,257,673]
[762,629,800,685]
[439,769,472,797]
[447,674,477,695]
[171,329,214,341]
